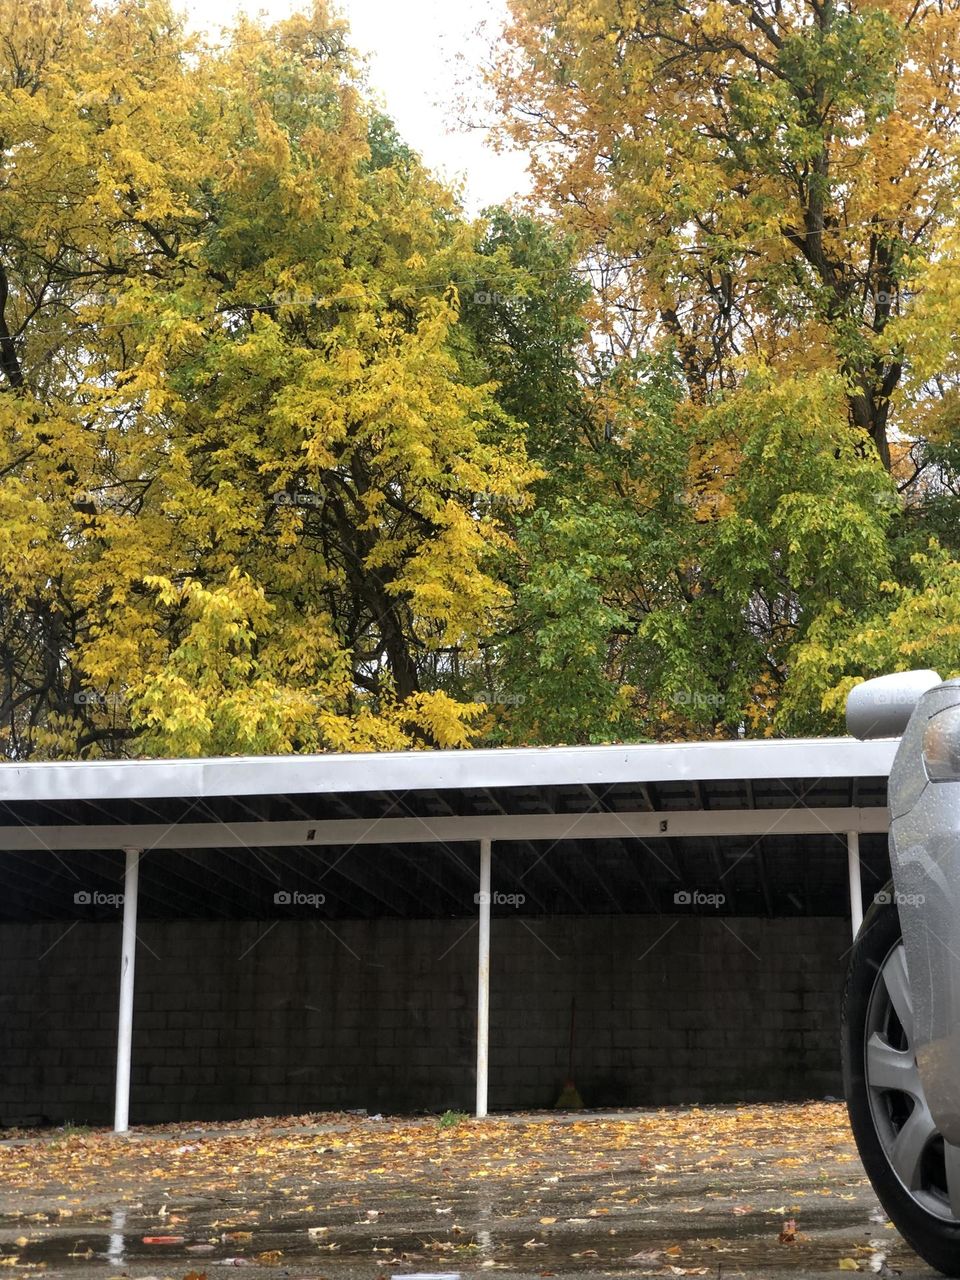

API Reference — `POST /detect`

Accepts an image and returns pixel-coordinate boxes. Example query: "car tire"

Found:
[843,893,960,1276]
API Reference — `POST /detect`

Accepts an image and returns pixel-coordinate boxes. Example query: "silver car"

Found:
[845,670,960,1273]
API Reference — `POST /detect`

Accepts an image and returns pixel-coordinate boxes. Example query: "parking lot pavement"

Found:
[0,1103,941,1278]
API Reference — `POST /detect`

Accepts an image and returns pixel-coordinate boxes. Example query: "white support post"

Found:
[847,830,864,941]
[476,837,492,1119]
[114,847,140,1134]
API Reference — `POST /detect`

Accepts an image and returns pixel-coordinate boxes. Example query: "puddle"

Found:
[3,1205,924,1275]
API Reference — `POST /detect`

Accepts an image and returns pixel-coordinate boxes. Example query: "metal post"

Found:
[114,847,140,1133]
[847,831,864,941]
[476,837,492,1119]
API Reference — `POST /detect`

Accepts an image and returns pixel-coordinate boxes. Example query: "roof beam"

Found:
[0,806,891,852]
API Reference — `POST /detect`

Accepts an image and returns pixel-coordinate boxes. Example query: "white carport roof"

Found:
[0,735,896,852]
[0,734,899,803]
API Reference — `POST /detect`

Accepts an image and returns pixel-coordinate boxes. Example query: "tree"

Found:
[445,206,900,742]
[785,541,960,731]
[486,360,897,743]
[0,0,536,758]
[483,0,960,733]
[492,0,960,470]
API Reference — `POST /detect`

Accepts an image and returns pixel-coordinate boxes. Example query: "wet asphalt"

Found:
[0,1107,942,1280]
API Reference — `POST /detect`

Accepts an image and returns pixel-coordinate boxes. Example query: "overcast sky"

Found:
[181,0,530,213]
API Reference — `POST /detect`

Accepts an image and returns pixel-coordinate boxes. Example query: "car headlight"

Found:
[923,706,960,781]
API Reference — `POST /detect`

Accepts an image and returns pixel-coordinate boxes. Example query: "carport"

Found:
[0,735,898,1131]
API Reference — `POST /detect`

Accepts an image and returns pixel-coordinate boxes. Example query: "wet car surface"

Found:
[0,1105,940,1278]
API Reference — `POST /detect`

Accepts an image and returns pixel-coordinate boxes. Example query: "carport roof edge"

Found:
[0,735,899,803]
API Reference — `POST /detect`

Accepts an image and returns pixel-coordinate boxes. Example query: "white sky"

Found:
[181,0,530,213]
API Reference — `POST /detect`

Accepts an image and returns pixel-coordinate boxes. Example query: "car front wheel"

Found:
[844,896,960,1275]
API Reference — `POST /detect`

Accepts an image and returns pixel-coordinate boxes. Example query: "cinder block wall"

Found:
[0,916,849,1126]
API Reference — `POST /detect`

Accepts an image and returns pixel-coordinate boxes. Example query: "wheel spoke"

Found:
[890,1099,936,1189]
[882,945,914,1046]
[866,1032,920,1096]
[945,1142,960,1218]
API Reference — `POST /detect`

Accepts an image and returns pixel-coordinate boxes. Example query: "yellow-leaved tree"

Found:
[0,0,537,757]
[492,0,960,471]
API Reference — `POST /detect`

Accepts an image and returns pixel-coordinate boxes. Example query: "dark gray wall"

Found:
[0,916,848,1126]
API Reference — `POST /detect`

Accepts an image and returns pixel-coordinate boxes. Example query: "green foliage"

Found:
[784,542,960,733]
[486,363,899,742]
[438,1109,468,1129]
